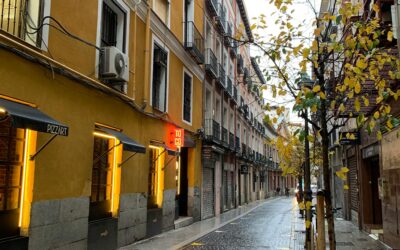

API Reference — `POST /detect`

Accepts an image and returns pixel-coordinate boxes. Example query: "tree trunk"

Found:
[320,97,336,249]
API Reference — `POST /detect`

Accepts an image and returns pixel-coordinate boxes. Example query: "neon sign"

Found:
[169,128,184,148]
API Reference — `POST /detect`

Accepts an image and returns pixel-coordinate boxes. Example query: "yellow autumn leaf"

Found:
[373,111,380,119]
[354,98,360,112]
[306,220,311,228]
[312,85,321,92]
[339,103,345,112]
[344,184,349,190]
[356,59,367,70]
[342,167,349,173]
[354,82,361,94]
[311,40,318,51]
[311,105,317,113]
[191,242,204,246]
[388,31,393,42]
[314,28,321,37]
[319,92,326,99]
[387,119,393,129]
[302,48,310,59]
[307,135,315,142]
[250,24,257,30]
[363,96,370,106]
[377,131,382,140]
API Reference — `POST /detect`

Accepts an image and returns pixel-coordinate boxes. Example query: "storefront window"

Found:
[89,135,113,221]
[0,119,25,238]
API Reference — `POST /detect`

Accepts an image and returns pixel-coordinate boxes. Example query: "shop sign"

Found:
[362,143,379,159]
[240,165,248,174]
[339,132,360,145]
[168,128,184,149]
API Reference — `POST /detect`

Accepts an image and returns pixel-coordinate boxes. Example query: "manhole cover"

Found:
[337,242,354,246]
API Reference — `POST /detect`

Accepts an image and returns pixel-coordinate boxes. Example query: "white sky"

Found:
[243,0,321,124]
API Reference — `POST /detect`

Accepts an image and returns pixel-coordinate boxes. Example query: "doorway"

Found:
[362,156,382,230]
[178,147,189,217]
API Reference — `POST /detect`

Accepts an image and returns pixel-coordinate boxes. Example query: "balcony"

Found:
[241,143,247,159]
[222,127,228,147]
[235,136,240,153]
[226,77,233,96]
[205,119,221,143]
[233,86,238,104]
[216,4,227,35]
[206,0,219,17]
[243,67,249,85]
[237,55,244,74]
[217,63,226,88]
[205,49,218,80]
[230,40,238,58]
[229,132,235,150]
[184,21,204,64]
[224,22,232,46]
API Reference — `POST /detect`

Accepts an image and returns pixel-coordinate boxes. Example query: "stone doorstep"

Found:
[174,217,194,229]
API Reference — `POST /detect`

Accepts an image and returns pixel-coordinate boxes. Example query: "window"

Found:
[152,43,168,112]
[183,71,193,123]
[148,147,164,208]
[0,119,25,238]
[90,134,113,221]
[0,0,47,47]
[101,0,127,52]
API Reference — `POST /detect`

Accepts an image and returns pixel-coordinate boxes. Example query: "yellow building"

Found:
[0,0,204,249]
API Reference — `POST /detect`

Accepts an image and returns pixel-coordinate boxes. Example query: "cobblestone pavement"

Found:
[181,197,390,250]
[182,197,299,250]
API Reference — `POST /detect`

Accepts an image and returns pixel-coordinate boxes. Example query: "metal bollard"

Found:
[316,191,326,250]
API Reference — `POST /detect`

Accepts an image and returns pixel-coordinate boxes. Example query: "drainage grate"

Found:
[337,242,355,246]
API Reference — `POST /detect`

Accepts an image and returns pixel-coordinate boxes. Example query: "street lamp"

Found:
[298,72,314,250]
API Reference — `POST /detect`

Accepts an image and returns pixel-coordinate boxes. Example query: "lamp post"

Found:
[298,72,314,250]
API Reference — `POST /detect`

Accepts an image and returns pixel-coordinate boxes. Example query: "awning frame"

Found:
[30,134,58,160]
[119,152,137,167]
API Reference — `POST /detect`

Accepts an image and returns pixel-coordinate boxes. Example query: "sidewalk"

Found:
[120,197,280,250]
[291,208,391,250]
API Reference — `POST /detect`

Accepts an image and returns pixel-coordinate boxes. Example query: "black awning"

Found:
[0,98,68,136]
[150,140,180,156]
[184,134,196,148]
[97,127,146,153]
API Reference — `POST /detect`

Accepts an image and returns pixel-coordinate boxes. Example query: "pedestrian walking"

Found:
[276,186,281,196]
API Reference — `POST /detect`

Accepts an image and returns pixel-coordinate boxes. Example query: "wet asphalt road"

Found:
[182,197,297,250]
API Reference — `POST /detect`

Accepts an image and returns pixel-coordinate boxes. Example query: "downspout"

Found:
[131,3,138,100]
[142,0,152,109]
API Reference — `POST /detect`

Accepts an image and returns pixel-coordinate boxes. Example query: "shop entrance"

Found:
[177,147,189,217]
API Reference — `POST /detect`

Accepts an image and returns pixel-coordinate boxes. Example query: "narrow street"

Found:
[182,197,300,250]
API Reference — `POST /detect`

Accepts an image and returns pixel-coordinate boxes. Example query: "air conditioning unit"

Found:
[101,46,129,82]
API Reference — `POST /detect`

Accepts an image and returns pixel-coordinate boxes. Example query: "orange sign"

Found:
[168,128,184,148]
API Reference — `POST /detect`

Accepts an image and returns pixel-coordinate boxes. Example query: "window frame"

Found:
[150,35,170,113]
[182,69,193,125]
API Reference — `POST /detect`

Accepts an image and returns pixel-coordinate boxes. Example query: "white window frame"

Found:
[182,68,193,125]
[150,34,170,113]
[95,0,130,77]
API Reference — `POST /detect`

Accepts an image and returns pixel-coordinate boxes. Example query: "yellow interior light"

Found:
[149,145,162,150]
[0,107,6,113]
[110,138,117,214]
[19,129,31,227]
[93,131,116,140]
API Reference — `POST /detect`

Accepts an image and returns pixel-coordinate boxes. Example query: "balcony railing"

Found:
[184,21,204,64]
[233,86,238,105]
[227,77,233,96]
[205,49,218,79]
[224,22,232,46]
[229,132,235,150]
[216,3,227,34]
[237,55,244,74]
[217,63,226,87]
[235,136,240,152]
[222,127,228,147]
[205,119,220,143]
[206,0,219,17]
[241,143,247,159]
[230,40,238,57]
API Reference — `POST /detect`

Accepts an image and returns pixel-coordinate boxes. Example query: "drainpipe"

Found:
[131,1,139,100]
[142,0,152,109]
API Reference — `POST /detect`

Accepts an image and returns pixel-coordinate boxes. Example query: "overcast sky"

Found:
[243,0,321,124]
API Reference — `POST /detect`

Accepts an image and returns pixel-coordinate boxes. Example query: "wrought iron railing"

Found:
[237,55,244,74]
[218,63,226,87]
[227,77,233,96]
[229,132,235,150]
[206,0,219,16]
[216,3,227,34]
[241,143,247,159]
[233,86,238,104]
[222,127,228,146]
[235,136,240,152]
[184,21,204,64]
[205,48,218,79]
[205,119,220,142]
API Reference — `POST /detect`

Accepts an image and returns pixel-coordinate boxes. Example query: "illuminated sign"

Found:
[169,128,184,148]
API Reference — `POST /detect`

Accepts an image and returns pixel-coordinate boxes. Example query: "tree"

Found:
[238,0,400,249]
